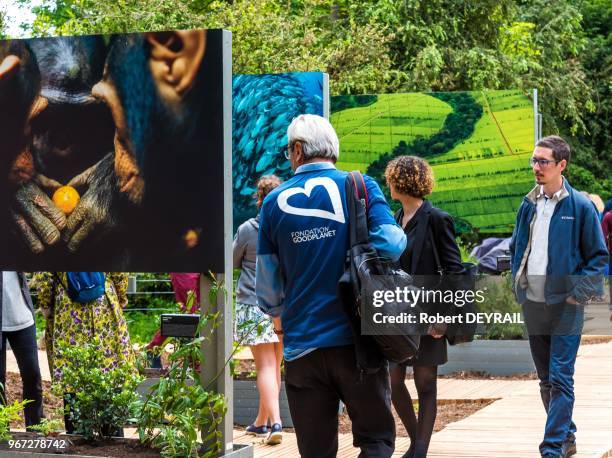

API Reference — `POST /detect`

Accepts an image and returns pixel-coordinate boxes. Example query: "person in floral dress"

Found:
[32,272,135,388]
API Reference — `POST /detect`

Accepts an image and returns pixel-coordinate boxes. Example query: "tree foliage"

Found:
[0,7,8,39]
[9,0,611,198]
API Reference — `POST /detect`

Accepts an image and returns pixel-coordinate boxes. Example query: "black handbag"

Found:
[338,171,421,367]
[429,227,478,345]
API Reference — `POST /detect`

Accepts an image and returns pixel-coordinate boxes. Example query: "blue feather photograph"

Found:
[233,72,327,228]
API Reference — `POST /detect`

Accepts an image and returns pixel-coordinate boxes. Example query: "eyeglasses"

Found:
[284,140,301,160]
[529,157,559,168]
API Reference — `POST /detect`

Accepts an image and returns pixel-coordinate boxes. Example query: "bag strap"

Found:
[346,171,369,245]
[351,171,369,211]
[427,217,444,277]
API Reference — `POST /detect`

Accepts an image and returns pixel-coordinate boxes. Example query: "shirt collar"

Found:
[536,177,569,201]
[295,162,336,174]
[527,176,569,203]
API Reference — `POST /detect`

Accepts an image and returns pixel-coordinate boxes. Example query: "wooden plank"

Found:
[230,342,612,457]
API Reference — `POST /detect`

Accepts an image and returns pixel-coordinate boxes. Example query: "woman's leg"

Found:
[390,363,417,447]
[273,341,283,393]
[413,365,439,458]
[0,332,7,404]
[250,342,267,427]
[251,343,281,426]
[8,325,43,428]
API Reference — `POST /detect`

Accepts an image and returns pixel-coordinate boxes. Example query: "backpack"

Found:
[338,171,422,368]
[58,272,106,303]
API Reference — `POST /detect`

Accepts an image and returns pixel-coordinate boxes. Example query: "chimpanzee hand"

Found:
[1,53,48,184]
[0,55,20,89]
[11,175,66,254]
[64,153,119,252]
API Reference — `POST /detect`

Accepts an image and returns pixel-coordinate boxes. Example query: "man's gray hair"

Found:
[287,114,339,162]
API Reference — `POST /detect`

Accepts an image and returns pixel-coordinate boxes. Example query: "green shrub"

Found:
[476,273,524,340]
[52,342,143,441]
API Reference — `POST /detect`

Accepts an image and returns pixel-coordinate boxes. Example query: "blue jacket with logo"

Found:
[509,178,607,305]
[256,162,406,360]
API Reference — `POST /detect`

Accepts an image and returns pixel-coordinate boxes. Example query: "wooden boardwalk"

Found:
[233,429,414,457]
[16,341,611,456]
[233,342,612,458]
[425,342,612,458]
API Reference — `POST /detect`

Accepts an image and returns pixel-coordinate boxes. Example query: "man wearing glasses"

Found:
[257,114,406,457]
[510,135,607,458]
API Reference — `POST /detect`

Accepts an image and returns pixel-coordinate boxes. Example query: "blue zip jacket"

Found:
[509,178,607,305]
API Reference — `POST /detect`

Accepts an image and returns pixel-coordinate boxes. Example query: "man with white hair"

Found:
[256,114,406,457]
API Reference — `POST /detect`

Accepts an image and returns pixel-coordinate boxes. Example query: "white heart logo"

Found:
[277,177,346,224]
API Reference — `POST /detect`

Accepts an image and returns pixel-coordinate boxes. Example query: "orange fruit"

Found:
[52,185,80,215]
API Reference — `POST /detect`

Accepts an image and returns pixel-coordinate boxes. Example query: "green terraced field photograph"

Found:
[331,90,535,234]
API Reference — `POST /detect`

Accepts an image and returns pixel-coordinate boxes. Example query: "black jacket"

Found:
[397,201,477,345]
[0,272,35,345]
[395,200,465,282]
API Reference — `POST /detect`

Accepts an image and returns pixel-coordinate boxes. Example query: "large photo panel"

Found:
[0,29,231,272]
[232,72,327,229]
[331,90,535,234]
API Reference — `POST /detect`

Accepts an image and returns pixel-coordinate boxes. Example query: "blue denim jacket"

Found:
[509,178,607,305]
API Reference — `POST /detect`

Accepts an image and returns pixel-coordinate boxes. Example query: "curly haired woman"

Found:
[385,156,465,458]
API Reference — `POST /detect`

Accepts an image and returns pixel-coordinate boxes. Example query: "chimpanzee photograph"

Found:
[0,29,228,272]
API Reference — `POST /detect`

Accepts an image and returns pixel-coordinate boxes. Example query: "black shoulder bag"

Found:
[428,225,478,345]
[338,171,421,367]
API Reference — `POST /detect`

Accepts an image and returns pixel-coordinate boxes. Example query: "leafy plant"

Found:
[137,285,228,458]
[0,392,31,442]
[29,418,64,437]
[476,273,524,339]
[52,342,144,441]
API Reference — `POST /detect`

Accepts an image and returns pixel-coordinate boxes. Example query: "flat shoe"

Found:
[265,423,283,445]
[245,424,268,437]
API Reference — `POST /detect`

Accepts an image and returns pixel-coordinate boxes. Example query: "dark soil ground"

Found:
[581,335,612,345]
[439,370,537,380]
[338,399,496,436]
[5,372,63,429]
